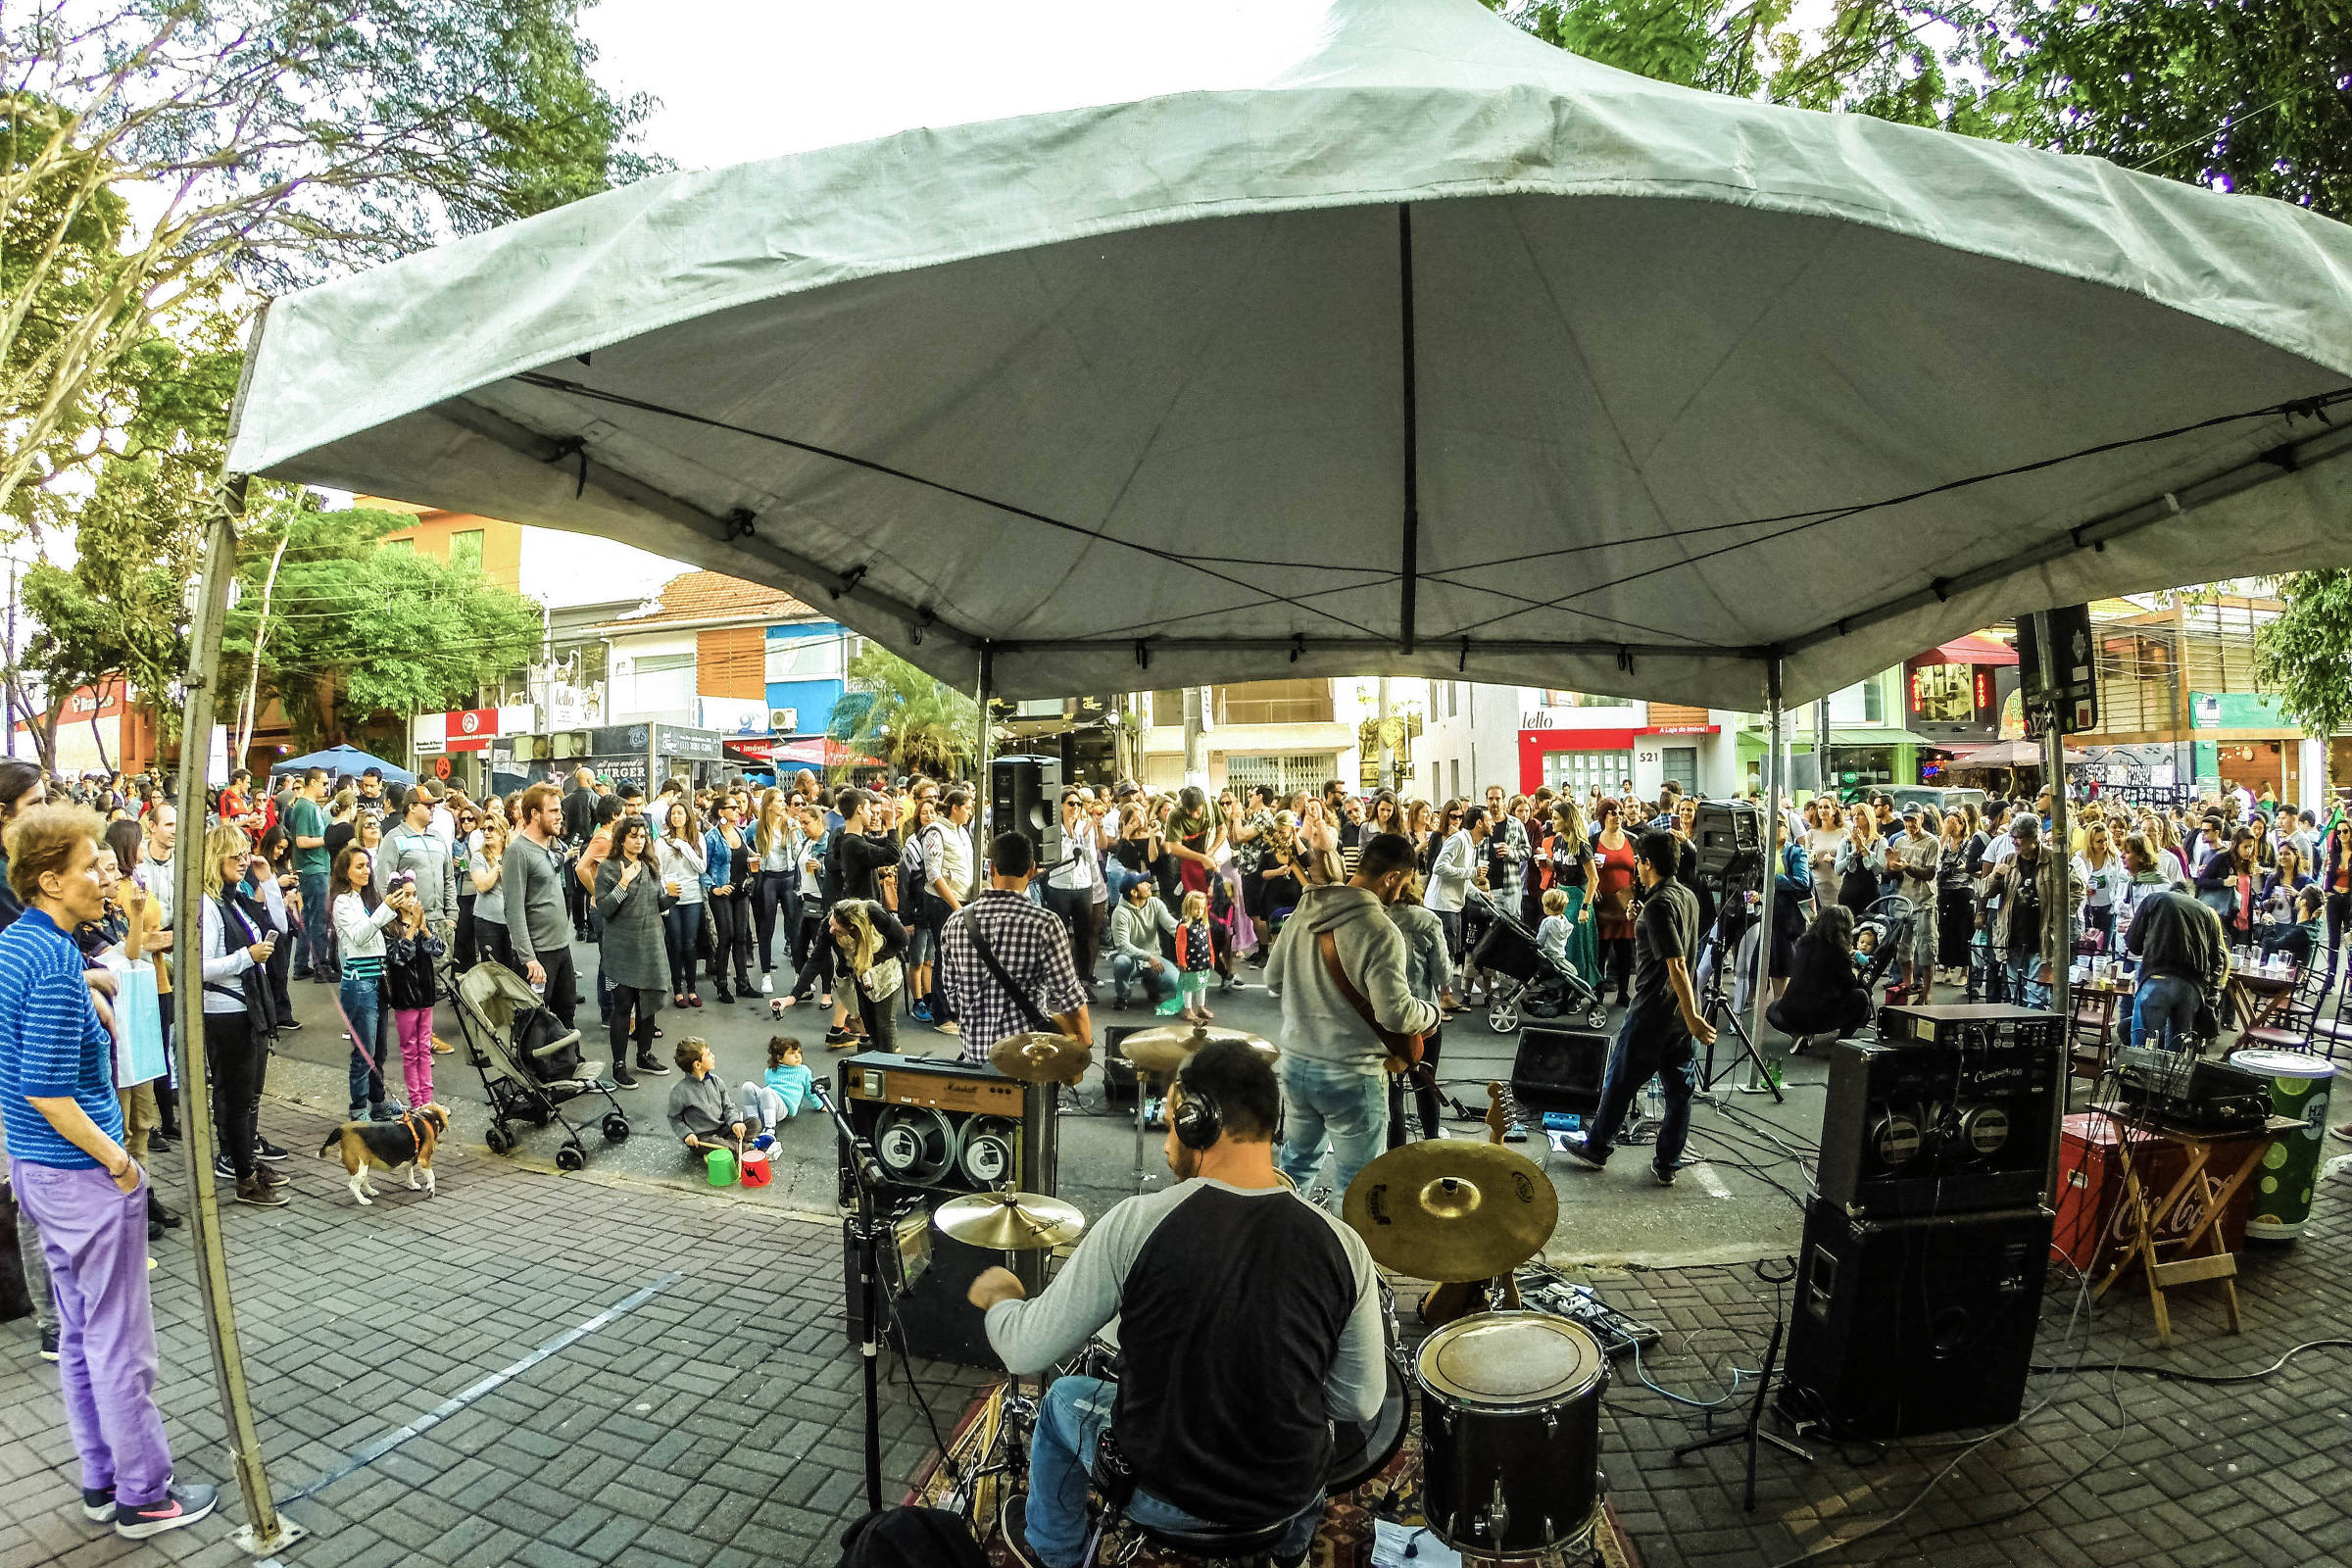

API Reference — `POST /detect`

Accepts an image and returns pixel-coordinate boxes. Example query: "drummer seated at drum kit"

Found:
[966,1040,1385,1568]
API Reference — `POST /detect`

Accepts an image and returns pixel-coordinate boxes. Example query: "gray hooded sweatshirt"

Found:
[1265,884,1442,1071]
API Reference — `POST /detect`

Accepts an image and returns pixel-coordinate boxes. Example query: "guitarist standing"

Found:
[1563,831,1717,1186]
[1265,833,1441,1200]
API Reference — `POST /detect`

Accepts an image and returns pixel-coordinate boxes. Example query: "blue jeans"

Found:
[296,869,334,977]
[1025,1376,1321,1568]
[1109,952,1169,1004]
[1276,1058,1390,1198]
[664,903,706,995]
[1582,1008,1695,1171]
[338,973,387,1111]
[2132,973,2201,1052]
[2005,950,2050,1010]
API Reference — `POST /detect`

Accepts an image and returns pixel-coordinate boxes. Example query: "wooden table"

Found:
[2228,969,2297,1033]
[2091,1110,2302,1345]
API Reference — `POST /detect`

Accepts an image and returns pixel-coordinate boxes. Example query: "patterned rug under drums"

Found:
[910,1382,1642,1568]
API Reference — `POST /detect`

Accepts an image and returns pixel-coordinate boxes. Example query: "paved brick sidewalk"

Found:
[1,1095,987,1568]
[9,1086,2348,1568]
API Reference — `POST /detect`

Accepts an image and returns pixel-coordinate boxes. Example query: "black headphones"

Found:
[1171,1061,1222,1151]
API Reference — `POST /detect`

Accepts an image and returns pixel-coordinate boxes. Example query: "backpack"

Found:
[835,1507,986,1568]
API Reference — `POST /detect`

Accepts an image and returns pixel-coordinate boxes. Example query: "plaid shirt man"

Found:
[940,889,1088,1066]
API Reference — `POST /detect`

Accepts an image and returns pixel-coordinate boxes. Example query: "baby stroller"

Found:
[1466,887,1606,1033]
[1853,893,1922,1005]
[450,960,632,1170]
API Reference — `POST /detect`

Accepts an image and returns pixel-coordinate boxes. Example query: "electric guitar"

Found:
[1416,1082,1524,1329]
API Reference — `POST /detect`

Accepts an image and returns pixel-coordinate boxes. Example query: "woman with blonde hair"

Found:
[200,822,288,1205]
[782,897,908,1050]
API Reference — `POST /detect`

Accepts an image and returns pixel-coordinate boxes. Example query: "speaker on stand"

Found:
[990,754,1062,865]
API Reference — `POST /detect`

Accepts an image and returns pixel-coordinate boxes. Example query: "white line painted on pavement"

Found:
[1689,1161,1734,1199]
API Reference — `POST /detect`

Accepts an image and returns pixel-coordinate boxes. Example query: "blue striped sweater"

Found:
[0,908,122,1168]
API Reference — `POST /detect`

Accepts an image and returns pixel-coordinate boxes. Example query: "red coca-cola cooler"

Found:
[2052,1110,2254,1274]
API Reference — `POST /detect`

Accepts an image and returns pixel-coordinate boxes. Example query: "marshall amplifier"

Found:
[1816,1023,2060,1217]
[837,1052,1060,1368]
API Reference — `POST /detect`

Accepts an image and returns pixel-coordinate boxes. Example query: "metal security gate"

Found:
[1224,752,1341,800]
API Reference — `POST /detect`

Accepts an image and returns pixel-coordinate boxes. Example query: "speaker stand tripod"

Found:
[1672,1316,1811,1510]
[1696,931,1784,1104]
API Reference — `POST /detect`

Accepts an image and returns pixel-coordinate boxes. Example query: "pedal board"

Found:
[1517,1274,1664,1359]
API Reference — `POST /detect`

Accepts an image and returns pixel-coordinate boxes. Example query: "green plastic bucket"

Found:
[705,1146,739,1187]
[2227,1050,2334,1241]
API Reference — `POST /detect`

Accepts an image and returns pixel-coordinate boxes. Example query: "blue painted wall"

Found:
[765,621,848,735]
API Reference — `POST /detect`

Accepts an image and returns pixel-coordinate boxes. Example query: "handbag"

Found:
[100,955,168,1087]
[1317,930,1424,1073]
[858,956,904,1003]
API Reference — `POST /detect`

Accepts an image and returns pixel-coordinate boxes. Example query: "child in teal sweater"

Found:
[742,1036,815,1146]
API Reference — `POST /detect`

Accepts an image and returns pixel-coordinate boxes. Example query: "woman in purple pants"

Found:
[0,805,215,1540]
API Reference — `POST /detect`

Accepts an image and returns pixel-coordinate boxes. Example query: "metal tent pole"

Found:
[1747,662,1785,1089]
[172,472,301,1557]
[2031,609,2072,1199]
[973,646,995,881]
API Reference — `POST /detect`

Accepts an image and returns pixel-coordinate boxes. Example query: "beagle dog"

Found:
[317,1104,451,1205]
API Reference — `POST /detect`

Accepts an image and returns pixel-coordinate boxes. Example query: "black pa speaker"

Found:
[1779,1200,2050,1440]
[990,754,1061,866]
[1510,1025,1610,1117]
[1692,799,1762,890]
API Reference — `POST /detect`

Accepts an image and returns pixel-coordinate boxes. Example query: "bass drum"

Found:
[1417,1310,1606,1557]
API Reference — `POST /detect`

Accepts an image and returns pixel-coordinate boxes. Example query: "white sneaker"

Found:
[760,974,773,995]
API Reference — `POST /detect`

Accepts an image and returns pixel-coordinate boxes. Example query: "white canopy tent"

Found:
[223,0,2352,712]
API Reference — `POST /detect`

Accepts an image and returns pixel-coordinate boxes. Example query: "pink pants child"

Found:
[394,1008,434,1106]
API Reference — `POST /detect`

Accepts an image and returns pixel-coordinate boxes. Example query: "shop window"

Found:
[449,529,484,571]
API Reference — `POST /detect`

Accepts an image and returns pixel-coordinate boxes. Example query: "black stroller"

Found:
[1852,893,1923,1006]
[449,960,631,1170]
[1466,887,1606,1033]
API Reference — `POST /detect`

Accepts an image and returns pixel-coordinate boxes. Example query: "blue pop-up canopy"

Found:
[268,744,414,786]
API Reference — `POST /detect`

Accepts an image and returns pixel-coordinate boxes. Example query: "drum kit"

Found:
[940,1022,1603,1563]
[1118,1017,1280,1192]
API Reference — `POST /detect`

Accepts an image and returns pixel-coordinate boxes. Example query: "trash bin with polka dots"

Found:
[2227,1050,2334,1241]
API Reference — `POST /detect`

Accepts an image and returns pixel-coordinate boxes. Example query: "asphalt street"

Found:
[261,932,1822,1268]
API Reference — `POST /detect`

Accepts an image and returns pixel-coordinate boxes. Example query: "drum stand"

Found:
[1131,1069,1163,1194]
[1671,1317,1810,1510]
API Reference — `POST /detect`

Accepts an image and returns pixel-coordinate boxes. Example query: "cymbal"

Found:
[1342,1142,1557,1283]
[932,1191,1089,1251]
[990,1031,1095,1084]
[1120,1019,1277,1077]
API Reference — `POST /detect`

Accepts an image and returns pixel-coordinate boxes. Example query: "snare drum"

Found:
[1325,1359,1411,1496]
[1417,1310,1606,1557]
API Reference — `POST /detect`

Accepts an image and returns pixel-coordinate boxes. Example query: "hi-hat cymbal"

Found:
[1120,1019,1276,1077]
[989,1032,1095,1084]
[932,1191,1089,1251]
[1342,1142,1557,1283]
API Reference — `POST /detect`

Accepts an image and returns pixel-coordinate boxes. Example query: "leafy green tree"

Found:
[1,0,661,527]
[1486,1,2350,217]
[2254,570,2352,743]
[829,645,981,781]
[218,508,546,750]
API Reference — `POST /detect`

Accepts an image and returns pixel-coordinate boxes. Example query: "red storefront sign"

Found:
[443,707,497,753]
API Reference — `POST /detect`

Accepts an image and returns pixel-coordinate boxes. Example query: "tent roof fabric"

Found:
[225,0,2352,710]
[269,745,415,785]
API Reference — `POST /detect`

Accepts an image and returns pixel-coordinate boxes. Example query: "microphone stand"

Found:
[812,1079,895,1516]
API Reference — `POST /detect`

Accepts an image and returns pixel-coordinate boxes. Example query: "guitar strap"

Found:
[1316,930,1424,1072]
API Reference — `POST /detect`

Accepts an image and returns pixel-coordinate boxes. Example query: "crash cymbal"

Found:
[1342,1142,1556,1283]
[989,1032,1095,1084]
[932,1191,1089,1251]
[1120,1019,1276,1077]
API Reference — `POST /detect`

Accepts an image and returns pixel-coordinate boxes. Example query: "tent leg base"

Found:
[233,1518,307,1557]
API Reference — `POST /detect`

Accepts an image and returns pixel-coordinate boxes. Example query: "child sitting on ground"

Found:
[740,1036,814,1146]
[1175,891,1216,1022]
[665,1037,755,1161]
[1535,886,1571,970]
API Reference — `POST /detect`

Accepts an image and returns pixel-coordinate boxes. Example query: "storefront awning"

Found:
[1916,634,2018,667]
